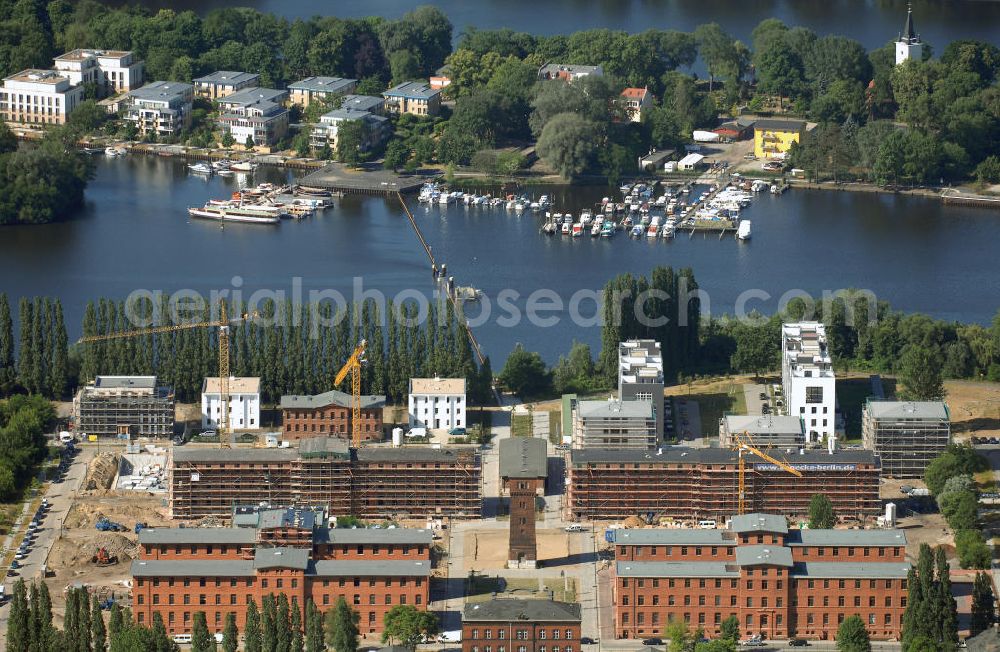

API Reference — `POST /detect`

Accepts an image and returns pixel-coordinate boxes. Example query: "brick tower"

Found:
[499,437,548,569]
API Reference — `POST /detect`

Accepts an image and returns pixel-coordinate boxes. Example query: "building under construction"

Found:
[566,447,880,523]
[168,437,481,520]
[862,400,951,478]
[74,375,174,438]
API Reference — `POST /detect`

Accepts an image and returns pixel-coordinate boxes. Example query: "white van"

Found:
[59,432,74,443]
[698,520,717,529]
[171,634,192,644]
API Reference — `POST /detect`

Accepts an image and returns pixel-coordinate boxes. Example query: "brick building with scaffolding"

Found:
[74,375,174,438]
[168,437,481,520]
[566,448,881,523]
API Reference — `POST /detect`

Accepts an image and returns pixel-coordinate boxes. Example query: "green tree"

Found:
[0,294,14,393]
[955,529,991,569]
[325,597,359,652]
[221,132,236,148]
[729,323,776,379]
[192,611,216,652]
[836,615,870,652]
[970,571,996,635]
[808,494,836,529]
[719,615,739,643]
[383,140,409,171]
[151,612,175,652]
[107,603,124,640]
[498,344,552,398]
[291,599,304,652]
[666,619,695,652]
[276,593,291,652]
[245,598,262,652]
[305,600,325,652]
[336,120,366,166]
[262,594,277,652]
[936,546,959,647]
[536,112,600,180]
[245,135,256,151]
[381,605,438,649]
[899,345,946,400]
[925,445,988,495]
[7,579,29,652]
[222,612,238,652]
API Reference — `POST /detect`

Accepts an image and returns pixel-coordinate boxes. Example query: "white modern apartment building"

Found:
[201,377,261,430]
[216,87,290,148]
[0,69,84,125]
[781,322,836,443]
[310,108,389,151]
[124,81,193,136]
[618,339,664,439]
[53,49,144,97]
[408,377,466,430]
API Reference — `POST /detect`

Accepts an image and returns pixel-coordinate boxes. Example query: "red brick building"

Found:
[132,507,432,637]
[567,448,881,522]
[168,439,482,520]
[280,390,385,442]
[612,513,909,642]
[500,437,547,569]
[462,599,582,652]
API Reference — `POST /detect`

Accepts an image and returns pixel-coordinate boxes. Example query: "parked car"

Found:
[642,638,664,646]
[789,639,809,647]
[758,392,767,400]
[580,638,597,645]
[448,427,466,436]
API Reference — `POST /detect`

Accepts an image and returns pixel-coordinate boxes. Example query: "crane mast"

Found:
[732,430,803,515]
[334,339,368,449]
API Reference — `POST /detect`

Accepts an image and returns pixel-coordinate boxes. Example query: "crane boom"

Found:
[78,304,253,448]
[333,340,367,449]
[733,430,802,515]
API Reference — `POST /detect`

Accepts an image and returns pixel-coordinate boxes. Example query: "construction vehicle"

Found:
[79,304,257,448]
[91,548,117,566]
[333,340,367,448]
[95,518,125,532]
[731,431,803,515]
[134,522,149,534]
[98,597,115,610]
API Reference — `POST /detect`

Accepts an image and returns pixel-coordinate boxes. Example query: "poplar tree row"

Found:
[78,296,494,404]
[901,544,959,651]
[6,582,106,652]
[0,293,69,399]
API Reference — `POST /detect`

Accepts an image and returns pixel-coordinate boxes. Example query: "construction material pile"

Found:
[84,452,119,491]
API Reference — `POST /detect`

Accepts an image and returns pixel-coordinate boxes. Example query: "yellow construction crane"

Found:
[79,303,254,448]
[732,431,803,515]
[334,339,367,449]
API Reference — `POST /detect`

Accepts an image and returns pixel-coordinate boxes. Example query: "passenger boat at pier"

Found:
[187,203,282,224]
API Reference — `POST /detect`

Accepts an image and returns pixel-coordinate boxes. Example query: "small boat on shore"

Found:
[230,161,257,172]
[188,162,213,175]
[738,220,752,240]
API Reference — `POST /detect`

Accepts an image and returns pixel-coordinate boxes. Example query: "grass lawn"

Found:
[548,410,561,444]
[465,575,505,601]
[837,376,895,438]
[542,577,578,603]
[511,413,532,437]
[976,469,997,492]
[668,381,747,439]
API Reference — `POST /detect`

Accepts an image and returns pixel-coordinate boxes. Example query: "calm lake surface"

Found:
[120,0,1000,50]
[1,156,998,364]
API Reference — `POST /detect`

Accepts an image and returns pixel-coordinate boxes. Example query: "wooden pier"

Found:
[941,190,1000,209]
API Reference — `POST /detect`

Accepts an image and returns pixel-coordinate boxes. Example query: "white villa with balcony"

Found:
[781,322,837,444]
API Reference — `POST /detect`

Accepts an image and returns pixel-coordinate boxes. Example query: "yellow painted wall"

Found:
[754,127,803,159]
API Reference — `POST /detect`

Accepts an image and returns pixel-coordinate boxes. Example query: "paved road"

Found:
[0,445,93,649]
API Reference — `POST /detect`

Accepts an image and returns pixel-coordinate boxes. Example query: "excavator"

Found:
[91,547,117,566]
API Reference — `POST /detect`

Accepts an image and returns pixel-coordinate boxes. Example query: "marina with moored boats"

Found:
[417,176,781,243]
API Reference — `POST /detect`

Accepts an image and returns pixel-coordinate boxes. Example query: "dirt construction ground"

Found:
[944,379,1000,440]
[463,528,571,569]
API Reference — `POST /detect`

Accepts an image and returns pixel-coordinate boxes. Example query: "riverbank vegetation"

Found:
[1,1,997,187]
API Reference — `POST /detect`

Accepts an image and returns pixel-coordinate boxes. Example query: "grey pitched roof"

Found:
[864,400,949,421]
[577,400,653,419]
[254,547,310,570]
[722,415,804,435]
[129,81,192,103]
[356,447,477,464]
[615,561,739,578]
[94,376,157,389]
[257,508,316,531]
[194,71,259,85]
[786,529,908,547]
[731,513,788,534]
[313,528,432,545]
[172,448,298,463]
[499,437,547,479]
[462,599,581,623]
[790,562,910,579]
[340,94,384,112]
[610,529,731,546]
[132,559,255,577]
[735,545,793,567]
[571,447,877,467]
[383,81,440,100]
[139,528,257,545]
[310,560,430,577]
[299,436,351,457]
[754,118,806,132]
[902,6,917,41]
[289,76,357,93]
[279,389,385,410]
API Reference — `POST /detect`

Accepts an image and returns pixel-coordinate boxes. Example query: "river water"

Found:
[1,156,998,363]
[120,0,1000,50]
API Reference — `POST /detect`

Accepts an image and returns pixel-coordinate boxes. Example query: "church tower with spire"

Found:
[895,3,922,65]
